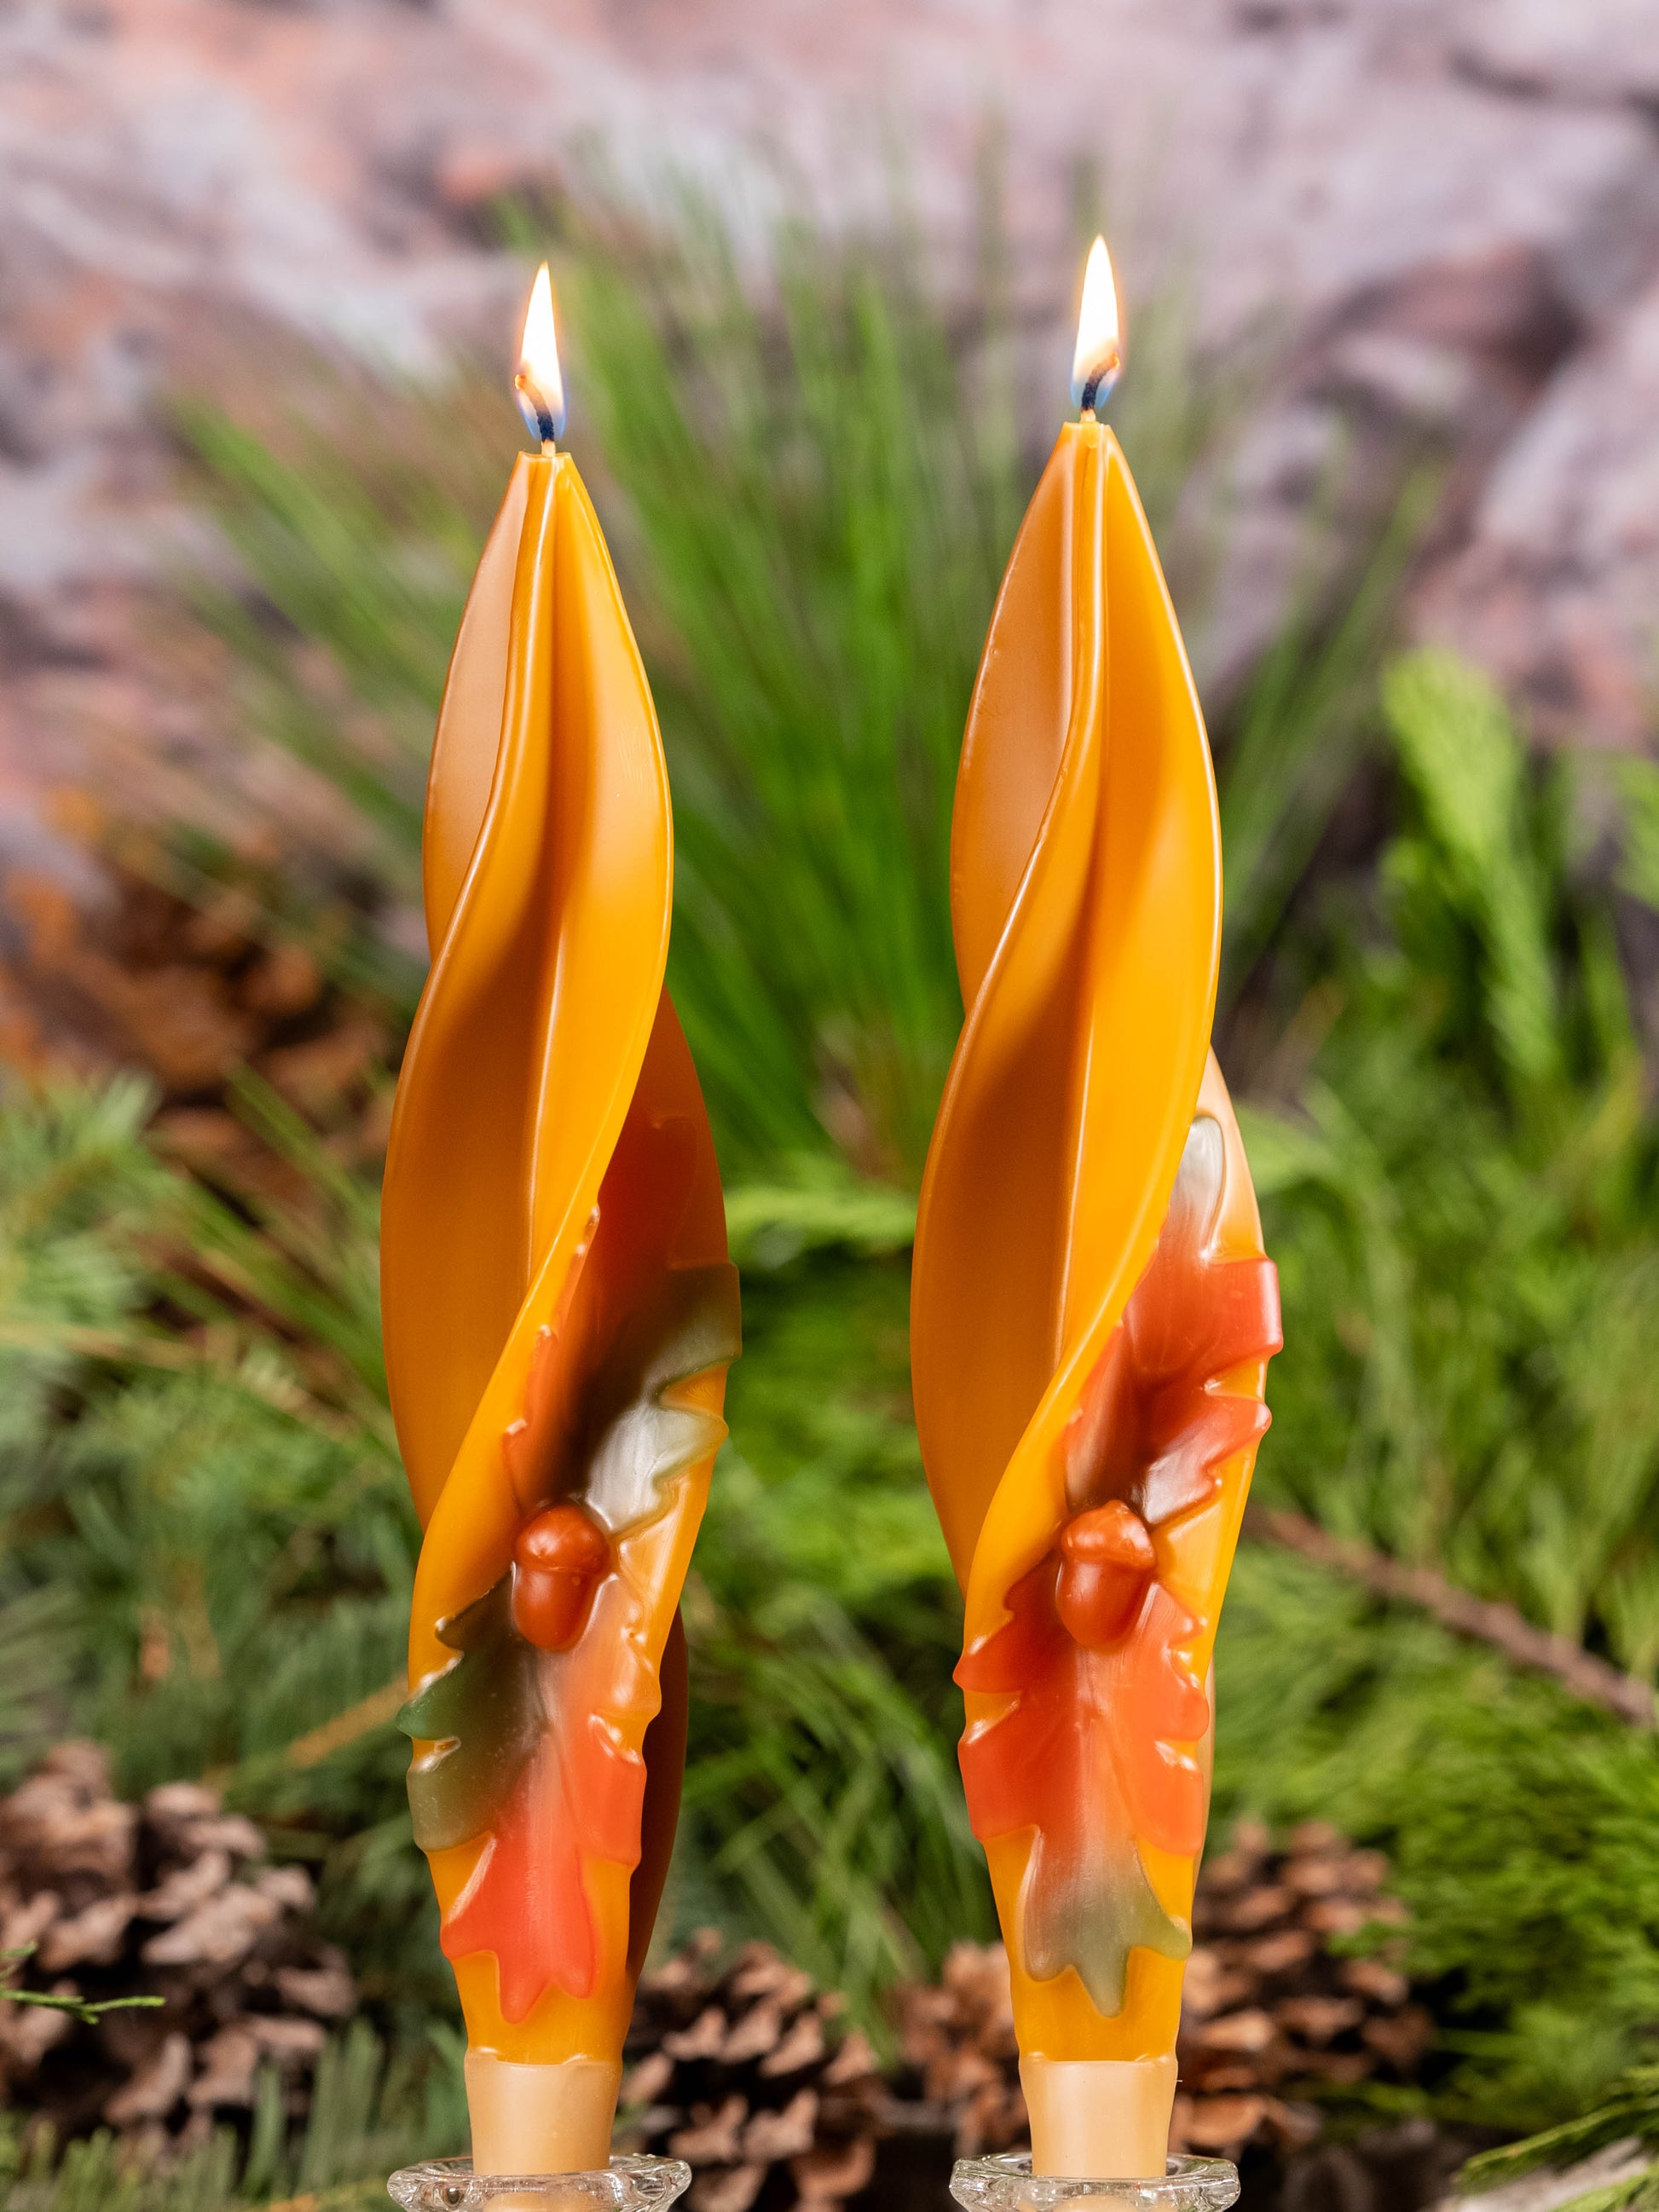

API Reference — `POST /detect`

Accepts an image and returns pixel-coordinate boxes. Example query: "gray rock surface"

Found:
[2,0,1657,829]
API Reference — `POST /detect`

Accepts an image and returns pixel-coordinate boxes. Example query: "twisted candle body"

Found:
[383,453,737,2106]
[912,422,1280,2101]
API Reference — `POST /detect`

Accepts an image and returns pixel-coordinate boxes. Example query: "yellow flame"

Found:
[1071,236,1124,408]
[516,262,565,442]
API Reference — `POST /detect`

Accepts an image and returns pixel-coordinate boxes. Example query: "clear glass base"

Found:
[951,2151,1241,2212]
[387,2152,691,2210]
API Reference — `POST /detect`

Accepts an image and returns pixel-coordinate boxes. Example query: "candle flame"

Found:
[1071,236,1124,413]
[516,262,566,446]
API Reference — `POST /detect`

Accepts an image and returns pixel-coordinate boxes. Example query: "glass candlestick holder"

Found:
[951,2151,1240,2212]
[387,2153,691,2211]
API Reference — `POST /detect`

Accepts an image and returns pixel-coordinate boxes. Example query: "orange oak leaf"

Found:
[437,1630,642,2019]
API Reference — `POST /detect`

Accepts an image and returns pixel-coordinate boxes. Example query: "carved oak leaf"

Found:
[956,1115,1281,2018]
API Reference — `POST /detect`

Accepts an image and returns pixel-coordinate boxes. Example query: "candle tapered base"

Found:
[950,2151,1240,2212]
[462,2051,623,2177]
[1020,2056,1179,2179]
[386,2151,691,2210]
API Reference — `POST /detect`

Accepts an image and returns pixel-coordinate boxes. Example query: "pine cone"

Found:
[893,1943,1025,2157]
[1175,1819,1431,2160]
[888,1826,1431,2168]
[621,1937,886,2212]
[0,840,389,1175]
[0,1742,355,2153]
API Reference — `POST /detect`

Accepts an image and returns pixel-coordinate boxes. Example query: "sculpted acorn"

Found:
[1055,1502,1155,1650]
[512,1504,611,1652]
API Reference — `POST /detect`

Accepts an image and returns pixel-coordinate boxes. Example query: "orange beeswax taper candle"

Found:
[910,240,1281,2179]
[381,265,739,2178]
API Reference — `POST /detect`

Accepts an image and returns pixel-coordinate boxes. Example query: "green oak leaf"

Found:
[1026,1832,1192,2017]
[399,1579,541,1854]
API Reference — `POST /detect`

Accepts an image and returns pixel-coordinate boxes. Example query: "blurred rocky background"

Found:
[4,0,1659,863]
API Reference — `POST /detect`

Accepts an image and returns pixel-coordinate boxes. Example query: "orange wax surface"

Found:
[382,450,738,2076]
[911,420,1280,2066]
